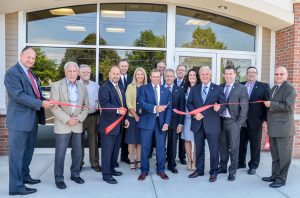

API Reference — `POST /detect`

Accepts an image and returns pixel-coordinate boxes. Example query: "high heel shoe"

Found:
[130,161,136,171]
[135,161,141,169]
[186,162,193,171]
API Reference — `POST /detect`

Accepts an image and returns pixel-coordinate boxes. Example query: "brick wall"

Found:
[0,115,8,155]
[275,3,300,158]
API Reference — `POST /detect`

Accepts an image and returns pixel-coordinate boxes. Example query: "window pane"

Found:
[220,58,252,84]
[179,56,212,71]
[27,5,97,44]
[100,4,167,47]
[30,47,96,148]
[99,49,166,82]
[176,7,255,51]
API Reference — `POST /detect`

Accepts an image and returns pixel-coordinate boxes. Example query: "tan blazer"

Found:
[50,78,89,134]
[126,82,137,117]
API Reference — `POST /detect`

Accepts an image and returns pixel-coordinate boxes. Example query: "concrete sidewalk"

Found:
[0,150,300,198]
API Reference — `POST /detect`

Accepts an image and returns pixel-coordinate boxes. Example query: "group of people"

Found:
[4,47,296,196]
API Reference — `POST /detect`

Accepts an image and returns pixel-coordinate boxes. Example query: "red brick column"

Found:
[0,115,8,155]
[275,3,300,158]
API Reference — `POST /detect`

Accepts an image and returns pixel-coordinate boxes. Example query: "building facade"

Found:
[0,0,299,157]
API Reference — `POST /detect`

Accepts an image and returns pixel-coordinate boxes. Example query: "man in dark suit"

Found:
[263,66,296,188]
[238,66,270,175]
[218,65,249,181]
[98,65,130,184]
[138,69,172,181]
[4,47,53,195]
[164,69,185,174]
[174,64,187,165]
[187,66,226,182]
[118,59,133,164]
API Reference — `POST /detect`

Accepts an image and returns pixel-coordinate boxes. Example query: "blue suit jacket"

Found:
[138,83,172,130]
[98,80,126,136]
[187,83,226,134]
[4,63,45,132]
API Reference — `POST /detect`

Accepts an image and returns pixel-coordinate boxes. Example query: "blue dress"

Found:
[125,87,141,144]
[181,87,194,142]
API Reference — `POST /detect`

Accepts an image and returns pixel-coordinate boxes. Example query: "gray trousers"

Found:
[54,132,82,182]
[9,119,38,192]
[219,118,241,174]
[270,136,293,183]
[81,114,100,167]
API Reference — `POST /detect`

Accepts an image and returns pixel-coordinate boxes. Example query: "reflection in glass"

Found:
[176,7,256,51]
[27,4,97,44]
[179,56,212,72]
[99,49,166,82]
[100,4,167,47]
[220,58,252,83]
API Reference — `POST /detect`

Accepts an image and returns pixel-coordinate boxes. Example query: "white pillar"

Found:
[269,30,276,87]
[255,25,263,81]
[166,4,176,69]
[0,14,6,114]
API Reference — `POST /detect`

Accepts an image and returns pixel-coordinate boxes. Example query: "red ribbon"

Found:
[48,100,126,135]
[173,100,265,115]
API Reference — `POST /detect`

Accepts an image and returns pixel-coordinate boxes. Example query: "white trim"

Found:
[96,3,100,84]
[166,3,176,70]
[26,43,97,49]
[255,25,263,81]
[270,30,276,87]
[294,114,300,120]
[0,14,6,115]
[18,11,26,55]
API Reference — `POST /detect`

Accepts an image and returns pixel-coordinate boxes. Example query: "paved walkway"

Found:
[0,150,300,198]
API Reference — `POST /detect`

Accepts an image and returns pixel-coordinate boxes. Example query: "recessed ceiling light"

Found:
[50,8,75,16]
[105,27,126,33]
[101,10,125,18]
[185,19,210,26]
[218,5,228,10]
[65,26,86,32]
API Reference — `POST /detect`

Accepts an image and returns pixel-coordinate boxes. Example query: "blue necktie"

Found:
[202,86,208,101]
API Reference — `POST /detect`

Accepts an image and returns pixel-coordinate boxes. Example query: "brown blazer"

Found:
[50,78,89,134]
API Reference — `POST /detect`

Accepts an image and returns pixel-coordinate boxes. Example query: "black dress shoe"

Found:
[71,177,85,184]
[217,168,227,174]
[55,181,67,189]
[92,165,102,172]
[9,187,37,195]
[247,168,256,175]
[209,175,217,182]
[103,177,117,184]
[228,174,236,181]
[269,180,285,188]
[24,178,41,185]
[168,168,178,174]
[121,158,130,164]
[188,171,204,178]
[112,170,123,176]
[180,159,187,165]
[262,176,276,182]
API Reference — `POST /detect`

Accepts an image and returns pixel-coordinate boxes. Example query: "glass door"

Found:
[175,52,217,83]
[217,53,256,84]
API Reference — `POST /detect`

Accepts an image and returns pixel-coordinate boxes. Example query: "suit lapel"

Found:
[272,81,286,99]
[17,64,35,90]
[148,84,157,105]
[227,83,236,102]
[61,79,72,115]
[204,84,214,104]
[249,81,258,101]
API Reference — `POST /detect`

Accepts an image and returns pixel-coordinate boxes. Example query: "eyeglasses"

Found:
[275,73,286,76]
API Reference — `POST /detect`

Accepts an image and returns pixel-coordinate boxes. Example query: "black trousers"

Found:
[167,128,178,169]
[239,126,262,169]
[178,136,186,160]
[120,126,128,160]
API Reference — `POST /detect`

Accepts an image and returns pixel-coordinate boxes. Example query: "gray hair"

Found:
[164,68,175,76]
[79,64,90,70]
[199,66,212,74]
[176,64,186,70]
[64,61,79,70]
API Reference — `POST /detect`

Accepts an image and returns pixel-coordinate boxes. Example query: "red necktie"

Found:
[27,69,41,99]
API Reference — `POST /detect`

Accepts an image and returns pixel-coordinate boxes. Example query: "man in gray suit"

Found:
[4,47,53,195]
[50,61,89,189]
[263,66,296,188]
[218,65,249,181]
